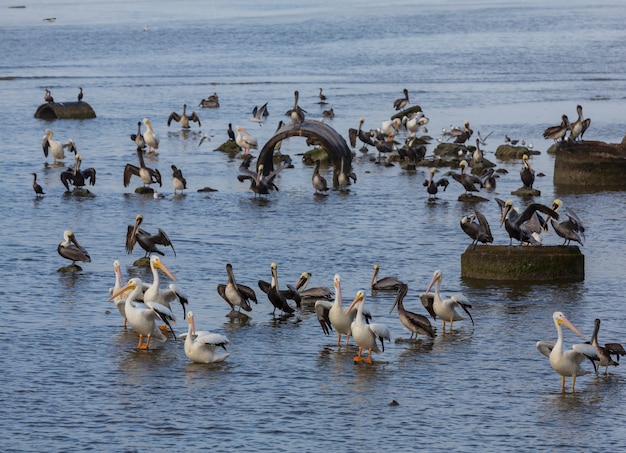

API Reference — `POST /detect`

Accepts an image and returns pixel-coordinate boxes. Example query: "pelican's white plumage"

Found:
[142,118,160,154]
[346,290,390,364]
[235,126,258,154]
[536,311,592,391]
[421,269,474,331]
[180,312,230,363]
[143,256,189,319]
[315,274,362,347]
[109,277,176,349]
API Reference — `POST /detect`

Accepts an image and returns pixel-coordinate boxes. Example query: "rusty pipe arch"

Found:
[257,120,353,186]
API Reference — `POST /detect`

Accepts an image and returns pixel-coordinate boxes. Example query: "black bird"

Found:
[348,117,376,151]
[444,121,473,144]
[31,173,45,197]
[543,114,570,143]
[389,284,435,339]
[124,148,162,188]
[286,90,306,124]
[312,159,329,196]
[168,104,201,129]
[44,89,54,103]
[393,88,409,112]
[227,123,236,141]
[423,168,449,199]
[496,198,559,246]
[481,168,497,190]
[543,199,585,246]
[259,262,299,315]
[452,160,482,194]
[520,154,535,189]
[130,121,146,152]
[58,230,91,266]
[77,87,83,102]
[318,87,327,104]
[460,211,493,249]
[237,154,292,197]
[171,164,187,194]
[60,154,96,192]
[126,214,175,257]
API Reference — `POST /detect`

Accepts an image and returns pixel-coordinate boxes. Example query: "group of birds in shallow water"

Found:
[40,87,605,387]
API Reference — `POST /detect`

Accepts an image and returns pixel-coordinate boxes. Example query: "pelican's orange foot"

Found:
[364,357,373,364]
[353,355,363,362]
[159,325,169,332]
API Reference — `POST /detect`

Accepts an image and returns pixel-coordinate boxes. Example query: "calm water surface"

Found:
[2,1,626,451]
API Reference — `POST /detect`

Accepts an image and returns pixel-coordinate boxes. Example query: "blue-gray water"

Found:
[2,1,626,451]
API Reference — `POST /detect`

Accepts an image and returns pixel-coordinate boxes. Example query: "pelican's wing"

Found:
[258,279,271,295]
[450,294,474,325]
[146,301,177,336]
[605,343,626,359]
[475,210,492,239]
[315,300,333,335]
[216,284,234,308]
[237,284,258,303]
[419,292,437,321]
[285,284,302,307]
[369,323,391,351]
[169,283,189,318]
[572,343,599,361]
[536,341,555,358]
[126,224,137,254]
[195,332,230,349]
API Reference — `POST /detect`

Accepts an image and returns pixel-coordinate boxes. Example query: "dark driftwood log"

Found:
[461,245,584,282]
[34,102,96,119]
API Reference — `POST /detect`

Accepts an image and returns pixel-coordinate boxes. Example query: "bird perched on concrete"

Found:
[460,211,493,249]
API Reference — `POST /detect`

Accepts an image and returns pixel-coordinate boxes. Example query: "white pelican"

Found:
[167,104,201,129]
[389,284,435,339]
[108,260,148,328]
[109,277,176,349]
[143,256,188,319]
[235,126,258,155]
[126,214,175,257]
[421,269,474,331]
[314,274,367,347]
[217,263,258,312]
[536,311,592,391]
[31,173,44,197]
[42,129,76,164]
[180,311,230,363]
[312,159,329,196]
[171,164,187,194]
[371,264,405,292]
[123,148,162,188]
[142,118,160,154]
[58,230,91,267]
[380,118,401,140]
[346,290,391,364]
[572,318,625,375]
[402,111,427,134]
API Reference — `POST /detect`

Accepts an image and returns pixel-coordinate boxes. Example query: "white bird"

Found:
[108,260,148,328]
[108,277,176,349]
[346,290,390,363]
[42,129,77,164]
[142,118,160,154]
[536,311,592,391]
[315,274,368,347]
[380,118,401,140]
[143,256,189,320]
[402,112,428,134]
[421,269,474,331]
[235,126,258,155]
[179,312,230,363]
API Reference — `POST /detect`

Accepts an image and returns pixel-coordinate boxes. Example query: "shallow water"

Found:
[1,1,626,451]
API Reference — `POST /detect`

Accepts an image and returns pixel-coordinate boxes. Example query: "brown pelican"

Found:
[393,88,409,112]
[421,269,474,331]
[543,199,585,246]
[318,87,327,104]
[42,129,76,164]
[315,274,369,347]
[250,102,269,125]
[31,173,44,197]
[124,147,162,188]
[130,121,146,152]
[259,262,299,315]
[346,291,391,364]
[520,154,535,189]
[199,92,219,108]
[58,230,91,266]
[126,214,175,257]
[543,115,569,143]
[444,121,473,144]
[580,117,591,140]
[389,284,435,339]
[322,108,334,119]
[180,312,230,363]
[44,88,54,103]
[312,159,329,195]
[371,264,405,292]
[237,155,292,196]
[452,160,482,194]
[287,90,306,124]
[496,198,559,246]
[235,126,258,155]
[460,211,493,249]
[217,263,258,312]
[295,272,333,301]
[258,266,301,307]
[142,118,159,154]
[536,312,591,391]
[171,164,187,194]
[348,117,376,151]
[167,104,201,129]
[573,318,625,375]
[60,154,96,192]
[423,168,449,199]
[481,167,497,190]
[337,156,357,188]
[108,277,176,349]
[77,87,83,102]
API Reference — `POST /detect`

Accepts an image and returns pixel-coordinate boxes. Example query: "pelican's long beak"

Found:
[108,280,136,301]
[295,273,308,291]
[389,298,398,315]
[558,315,586,339]
[425,273,439,294]
[345,291,364,315]
[154,259,176,281]
[500,205,511,227]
